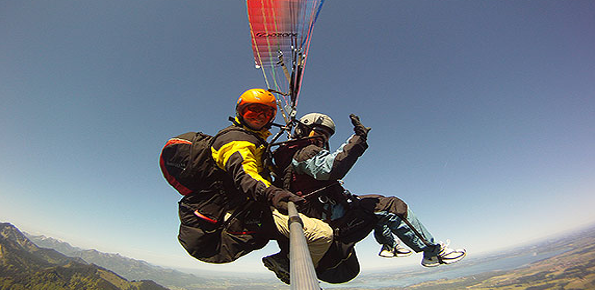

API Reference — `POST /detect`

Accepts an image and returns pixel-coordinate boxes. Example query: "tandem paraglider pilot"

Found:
[159,89,333,272]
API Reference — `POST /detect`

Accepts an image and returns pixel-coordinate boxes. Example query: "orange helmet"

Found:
[236,88,277,126]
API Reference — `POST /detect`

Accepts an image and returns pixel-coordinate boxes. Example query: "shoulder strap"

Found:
[211,125,267,147]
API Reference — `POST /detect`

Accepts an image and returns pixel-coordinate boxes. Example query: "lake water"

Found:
[322,249,568,289]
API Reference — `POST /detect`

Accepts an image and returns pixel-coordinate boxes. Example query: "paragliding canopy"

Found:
[247,0,325,124]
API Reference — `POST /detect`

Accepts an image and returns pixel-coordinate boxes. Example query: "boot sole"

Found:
[263,257,290,284]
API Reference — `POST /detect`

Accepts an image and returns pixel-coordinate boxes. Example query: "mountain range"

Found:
[23,233,250,290]
[1,222,283,290]
[0,222,168,290]
[4,220,595,289]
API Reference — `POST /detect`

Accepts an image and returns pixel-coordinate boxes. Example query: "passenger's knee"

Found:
[318,222,334,244]
[305,219,333,245]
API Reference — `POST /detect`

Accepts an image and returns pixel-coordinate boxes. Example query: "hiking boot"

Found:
[421,240,466,267]
[378,244,413,258]
[262,253,290,284]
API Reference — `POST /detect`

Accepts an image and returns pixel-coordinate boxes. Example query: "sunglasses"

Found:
[311,127,332,139]
[242,104,276,120]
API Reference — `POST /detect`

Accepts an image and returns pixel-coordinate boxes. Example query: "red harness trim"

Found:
[193,210,218,224]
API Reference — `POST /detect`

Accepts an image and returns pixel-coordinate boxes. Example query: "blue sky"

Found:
[1,0,595,276]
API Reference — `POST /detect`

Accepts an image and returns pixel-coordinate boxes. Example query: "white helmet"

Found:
[294,113,336,139]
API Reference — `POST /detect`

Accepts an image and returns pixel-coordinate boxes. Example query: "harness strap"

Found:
[299,181,341,200]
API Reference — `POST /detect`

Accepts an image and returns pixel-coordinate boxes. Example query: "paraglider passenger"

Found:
[272,113,466,272]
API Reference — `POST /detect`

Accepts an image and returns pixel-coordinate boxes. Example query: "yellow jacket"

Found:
[211,122,273,201]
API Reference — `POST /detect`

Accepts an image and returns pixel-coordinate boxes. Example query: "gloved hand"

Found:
[270,188,305,214]
[350,114,371,140]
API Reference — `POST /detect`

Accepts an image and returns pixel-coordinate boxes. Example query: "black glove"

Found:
[270,188,305,214]
[350,114,371,140]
